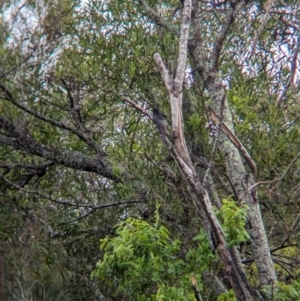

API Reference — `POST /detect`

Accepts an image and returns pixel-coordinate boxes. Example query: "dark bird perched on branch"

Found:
[152,108,172,143]
[152,107,169,135]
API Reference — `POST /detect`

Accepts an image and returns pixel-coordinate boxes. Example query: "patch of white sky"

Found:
[3,0,60,86]
[3,0,297,81]
[3,0,39,39]
[213,2,299,136]
[229,3,299,93]
[4,0,297,111]
[1,0,172,95]
[1,0,98,95]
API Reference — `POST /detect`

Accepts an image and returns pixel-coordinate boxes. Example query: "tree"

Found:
[0,0,300,300]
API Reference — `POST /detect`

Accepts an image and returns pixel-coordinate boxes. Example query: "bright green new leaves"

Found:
[92,207,216,300]
[215,198,250,246]
[217,289,237,301]
[185,229,216,273]
[274,279,300,301]
[91,210,181,299]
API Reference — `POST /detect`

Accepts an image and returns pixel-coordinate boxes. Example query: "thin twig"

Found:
[120,96,151,119]
[2,176,143,213]
[0,83,106,156]
[249,0,275,58]
[211,1,246,65]
[247,151,300,192]
[0,49,36,78]
[0,160,54,171]
[277,24,300,105]
[138,0,180,36]
[271,243,300,253]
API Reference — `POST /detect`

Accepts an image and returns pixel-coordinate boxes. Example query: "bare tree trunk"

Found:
[187,1,277,294]
[152,2,257,299]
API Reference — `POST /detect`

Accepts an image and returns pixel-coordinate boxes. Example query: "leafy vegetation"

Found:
[1,0,300,300]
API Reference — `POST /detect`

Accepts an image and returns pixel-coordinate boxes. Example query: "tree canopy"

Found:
[0,0,300,300]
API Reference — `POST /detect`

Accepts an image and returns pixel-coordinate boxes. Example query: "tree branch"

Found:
[277,25,300,106]
[120,95,151,119]
[247,151,300,191]
[211,1,246,66]
[0,83,106,157]
[61,79,84,128]
[208,107,257,177]
[0,117,120,182]
[153,53,173,92]
[175,0,191,93]
[0,49,36,79]
[0,160,54,171]
[138,0,180,36]
[2,176,142,211]
[249,0,275,58]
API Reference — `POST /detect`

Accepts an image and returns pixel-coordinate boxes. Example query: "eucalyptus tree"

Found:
[0,0,300,300]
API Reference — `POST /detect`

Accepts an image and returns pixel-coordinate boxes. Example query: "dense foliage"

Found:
[0,0,300,300]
